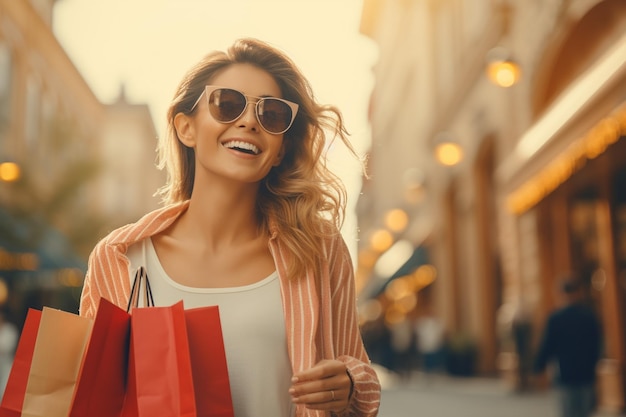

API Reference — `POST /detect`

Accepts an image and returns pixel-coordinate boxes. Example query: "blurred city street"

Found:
[1,0,626,414]
[374,366,626,417]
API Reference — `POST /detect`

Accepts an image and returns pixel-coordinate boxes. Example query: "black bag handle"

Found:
[126,266,155,312]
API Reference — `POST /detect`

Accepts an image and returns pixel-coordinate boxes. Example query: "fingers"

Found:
[292,359,346,381]
[290,360,352,411]
[290,387,350,410]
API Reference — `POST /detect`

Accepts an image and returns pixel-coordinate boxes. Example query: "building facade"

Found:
[0,0,164,320]
[358,0,625,412]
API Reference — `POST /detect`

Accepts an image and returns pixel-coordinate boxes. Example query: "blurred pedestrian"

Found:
[415,307,445,379]
[361,316,394,372]
[79,38,380,416]
[534,275,602,417]
[0,310,18,395]
[389,316,414,381]
[512,300,533,392]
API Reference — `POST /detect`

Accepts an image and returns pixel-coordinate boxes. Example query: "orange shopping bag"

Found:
[22,307,93,417]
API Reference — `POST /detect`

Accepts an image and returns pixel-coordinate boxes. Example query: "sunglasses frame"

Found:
[190,85,299,135]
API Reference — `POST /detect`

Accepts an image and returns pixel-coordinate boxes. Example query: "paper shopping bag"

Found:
[122,301,196,417]
[70,266,149,417]
[69,298,131,417]
[185,306,234,417]
[21,307,93,417]
[0,309,42,417]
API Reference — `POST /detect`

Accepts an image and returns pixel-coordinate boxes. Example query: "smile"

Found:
[222,140,260,155]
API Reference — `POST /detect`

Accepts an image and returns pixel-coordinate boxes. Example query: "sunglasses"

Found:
[190,86,299,135]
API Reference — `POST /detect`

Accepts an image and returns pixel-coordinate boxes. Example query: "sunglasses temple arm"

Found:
[189,88,206,112]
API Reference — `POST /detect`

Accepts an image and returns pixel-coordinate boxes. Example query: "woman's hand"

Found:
[289,359,353,413]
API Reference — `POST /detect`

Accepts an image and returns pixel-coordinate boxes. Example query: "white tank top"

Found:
[126,238,295,417]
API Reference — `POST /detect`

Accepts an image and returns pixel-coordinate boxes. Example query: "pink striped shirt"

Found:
[80,201,381,417]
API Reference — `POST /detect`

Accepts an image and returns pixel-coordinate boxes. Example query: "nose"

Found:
[236,101,260,131]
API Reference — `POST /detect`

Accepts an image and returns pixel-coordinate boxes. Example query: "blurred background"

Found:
[0,0,625,415]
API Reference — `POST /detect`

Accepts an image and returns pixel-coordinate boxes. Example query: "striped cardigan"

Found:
[79,201,381,417]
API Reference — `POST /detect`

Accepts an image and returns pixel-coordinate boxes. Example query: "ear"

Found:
[174,112,195,147]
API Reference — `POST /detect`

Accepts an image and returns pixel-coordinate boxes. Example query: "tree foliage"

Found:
[0,115,110,263]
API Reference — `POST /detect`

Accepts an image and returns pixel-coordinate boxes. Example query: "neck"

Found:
[182,180,264,247]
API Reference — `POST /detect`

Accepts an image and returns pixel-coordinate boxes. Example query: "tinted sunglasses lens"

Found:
[258,99,293,133]
[208,88,246,122]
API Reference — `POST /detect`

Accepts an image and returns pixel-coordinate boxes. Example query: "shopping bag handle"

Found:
[127,266,155,312]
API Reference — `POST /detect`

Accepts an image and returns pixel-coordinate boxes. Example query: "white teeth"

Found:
[223,140,260,155]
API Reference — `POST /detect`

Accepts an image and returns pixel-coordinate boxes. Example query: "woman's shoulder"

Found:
[316,221,353,264]
[97,202,190,248]
[319,220,346,244]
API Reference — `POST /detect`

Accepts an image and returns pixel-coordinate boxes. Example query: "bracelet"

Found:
[346,369,355,400]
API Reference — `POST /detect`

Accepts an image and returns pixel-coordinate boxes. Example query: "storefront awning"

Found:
[499,33,626,214]
[361,246,429,299]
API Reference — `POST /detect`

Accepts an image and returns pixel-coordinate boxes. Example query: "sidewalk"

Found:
[374,366,625,417]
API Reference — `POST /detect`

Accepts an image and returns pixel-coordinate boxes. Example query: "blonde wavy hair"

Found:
[157,38,360,279]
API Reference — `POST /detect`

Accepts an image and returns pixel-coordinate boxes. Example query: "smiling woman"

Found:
[78,38,381,417]
[53,0,377,261]
[172,62,290,188]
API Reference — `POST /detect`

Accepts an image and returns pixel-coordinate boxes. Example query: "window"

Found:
[25,77,41,149]
[0,43,12,139]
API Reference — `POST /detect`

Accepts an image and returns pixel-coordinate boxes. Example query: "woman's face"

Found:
[176,63,287,187]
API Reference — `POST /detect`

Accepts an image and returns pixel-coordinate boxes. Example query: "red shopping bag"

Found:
[121,301,196,417]
[185,306,234,417]
[0,309,42,417]
[69,298,131,417]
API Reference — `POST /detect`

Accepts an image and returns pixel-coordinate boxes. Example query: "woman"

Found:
[79,38,381,417]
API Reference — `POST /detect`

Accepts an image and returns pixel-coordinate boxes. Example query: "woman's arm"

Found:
[329,235,381,416]
[79,238,130,318]
[283,230,381,416]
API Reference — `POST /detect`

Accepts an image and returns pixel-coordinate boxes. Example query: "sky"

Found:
[53,0,379,256]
